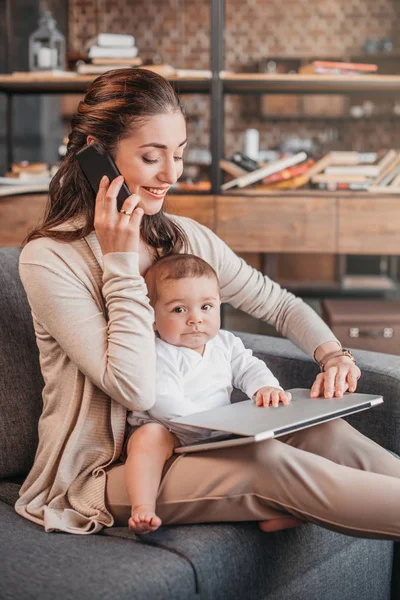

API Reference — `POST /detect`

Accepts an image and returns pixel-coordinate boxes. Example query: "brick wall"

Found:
[68,0,400,156]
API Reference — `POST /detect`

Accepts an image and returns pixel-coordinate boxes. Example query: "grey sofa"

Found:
[0,246,399,600]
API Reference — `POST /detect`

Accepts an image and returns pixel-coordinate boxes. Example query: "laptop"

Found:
[171,388,383,454]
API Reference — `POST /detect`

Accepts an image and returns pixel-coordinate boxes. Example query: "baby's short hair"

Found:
[145,253,218,305]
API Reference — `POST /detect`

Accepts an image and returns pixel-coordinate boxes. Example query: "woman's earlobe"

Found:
[86,135,95,146]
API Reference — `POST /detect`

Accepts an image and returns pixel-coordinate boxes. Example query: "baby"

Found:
[125,253,296,534]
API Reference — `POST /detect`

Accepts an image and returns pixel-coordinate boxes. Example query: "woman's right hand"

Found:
[94,175,144,256]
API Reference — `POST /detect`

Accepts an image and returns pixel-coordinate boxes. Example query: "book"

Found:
[325,165,381,177]
[380,164,400,187]
[304,151,367,182]
[303,153,335,180]
[92,56,143,67]
[76,63,141,75]
[86,33,135,48]
[311,150,396,187]
[91,57,143,66]
[262,159,315,185]
[390,174,400,187]
[313,61,378,72]
[221,152,308,191]
[0,183,50,197]
[88,46,139,59]
[300,61,378,75]
[175,69,212,79]
[369,151,400,187]
[312,174,369,184]
[0,175,51,185]
[315,181,371,191]
[329,151,378,164]
[259,174,310,190]
[303,67,375,76]
[229,152,260,172]
[219,159,247,178]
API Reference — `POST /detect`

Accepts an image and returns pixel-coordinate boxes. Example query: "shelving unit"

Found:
[1,0,400,295]
[220,72,400,94]
[0,74,211,171]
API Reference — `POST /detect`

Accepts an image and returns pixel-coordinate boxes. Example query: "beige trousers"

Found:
[106,419,400,540]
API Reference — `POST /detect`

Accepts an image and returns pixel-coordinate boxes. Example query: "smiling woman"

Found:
[25,68,189,257]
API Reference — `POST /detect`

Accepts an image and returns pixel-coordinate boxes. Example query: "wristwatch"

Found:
[319,348,356,372]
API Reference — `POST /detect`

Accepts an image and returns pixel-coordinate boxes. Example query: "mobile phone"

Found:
[76,144,131,211]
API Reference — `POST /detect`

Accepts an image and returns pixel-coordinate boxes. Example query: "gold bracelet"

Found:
[319,348,356,372]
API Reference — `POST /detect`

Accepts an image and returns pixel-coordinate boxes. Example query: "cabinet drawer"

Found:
[338,197,400,255]
[216,196,335,253]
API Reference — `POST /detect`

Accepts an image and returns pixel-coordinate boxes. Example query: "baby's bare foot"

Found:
[129,504,162,534]
[258,517,303,533]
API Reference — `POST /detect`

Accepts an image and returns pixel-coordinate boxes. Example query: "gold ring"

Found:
[119,209,133,216]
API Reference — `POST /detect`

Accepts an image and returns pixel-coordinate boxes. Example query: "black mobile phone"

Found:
[76,144,131,211]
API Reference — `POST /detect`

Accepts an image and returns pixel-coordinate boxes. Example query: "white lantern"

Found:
[29,10,66,72]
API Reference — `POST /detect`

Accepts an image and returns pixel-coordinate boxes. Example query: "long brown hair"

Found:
[25,68,188,255]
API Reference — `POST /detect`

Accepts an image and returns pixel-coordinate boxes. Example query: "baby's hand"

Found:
[254,387,292,408]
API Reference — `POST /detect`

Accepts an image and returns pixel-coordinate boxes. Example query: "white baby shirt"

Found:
[127,330,281,445]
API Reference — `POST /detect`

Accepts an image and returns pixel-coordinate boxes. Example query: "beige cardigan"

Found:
[15,215,338,534]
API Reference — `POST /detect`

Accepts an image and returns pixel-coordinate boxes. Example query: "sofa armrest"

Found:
[235,332,400,456]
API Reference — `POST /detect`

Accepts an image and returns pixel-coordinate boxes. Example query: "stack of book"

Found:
[77,33,142,75]
[220,152,315,191]
[0,162,57,197]
[220,149,400,193]
[309,150,400,192]
[299,61,378,76]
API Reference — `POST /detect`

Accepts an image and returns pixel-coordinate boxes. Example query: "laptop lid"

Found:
[170,388,383,439]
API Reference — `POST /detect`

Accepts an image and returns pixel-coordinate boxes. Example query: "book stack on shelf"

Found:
[310,150,400,192]
[0,162,57,197]
[220,149,400,193]
[76,33,143,75]
[298,61,378,76]
[220,152,314,191]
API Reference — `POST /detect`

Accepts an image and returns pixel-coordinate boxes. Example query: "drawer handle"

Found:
[349,327,394,339]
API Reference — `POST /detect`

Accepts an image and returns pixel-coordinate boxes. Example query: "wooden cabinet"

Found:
[169,193,400,258]
[164,195,215,230]
[2,192,400,257]
[0,193,215,247]
[216,195,335,253]
[338,197,400,255]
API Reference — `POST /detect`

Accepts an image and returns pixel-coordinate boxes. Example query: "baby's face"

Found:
[153,276,221,353]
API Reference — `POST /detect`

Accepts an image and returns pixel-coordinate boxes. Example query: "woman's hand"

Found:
[310,356,361,399]
[94,175,144,256]
[255,387,292,408]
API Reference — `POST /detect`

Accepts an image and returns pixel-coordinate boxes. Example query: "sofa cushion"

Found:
[0,479,21,505]
[0,500,195,600]
[0,248,44,479]
[1,497,393,600]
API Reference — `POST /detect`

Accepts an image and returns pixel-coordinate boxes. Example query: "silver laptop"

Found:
[171,388,383,454]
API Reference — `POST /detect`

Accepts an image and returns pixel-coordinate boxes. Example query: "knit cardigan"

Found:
[15,215,339,534]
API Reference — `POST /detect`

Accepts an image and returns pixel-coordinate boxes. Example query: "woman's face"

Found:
[114,111,187,215]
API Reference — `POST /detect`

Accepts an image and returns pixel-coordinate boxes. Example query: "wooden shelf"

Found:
[241,113,400,122]
[0,74,211,95]
[4,72,398,96]
[222,189,380,198]
[221,72,400,94]
[276,276,398,295]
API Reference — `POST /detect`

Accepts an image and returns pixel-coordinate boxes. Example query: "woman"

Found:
[16,68,400,538]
